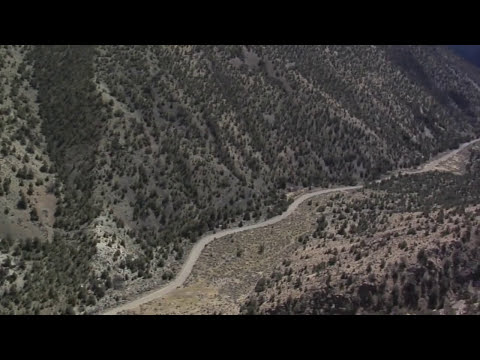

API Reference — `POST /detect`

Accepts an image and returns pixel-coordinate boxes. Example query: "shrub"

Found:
[17,192,27,210]
[30,208,39,221]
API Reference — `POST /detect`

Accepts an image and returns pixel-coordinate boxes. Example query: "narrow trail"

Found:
[102,137,480,315]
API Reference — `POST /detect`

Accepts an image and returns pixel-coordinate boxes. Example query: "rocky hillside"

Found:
[1,45,480,314]
[241,145,480,315]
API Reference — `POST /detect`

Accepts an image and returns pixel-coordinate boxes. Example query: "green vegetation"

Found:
[241,148,480,315]
[2,45,480,314]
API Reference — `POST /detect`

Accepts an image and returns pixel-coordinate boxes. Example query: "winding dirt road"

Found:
[102,137,480,315]
[404,138,480,174]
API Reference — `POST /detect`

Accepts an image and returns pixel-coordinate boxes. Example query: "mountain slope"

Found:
[1,45,480,314]
[242,144,480,315]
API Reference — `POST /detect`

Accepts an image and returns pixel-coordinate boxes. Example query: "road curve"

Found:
[405,138,480,174]
[102,137,480,315]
